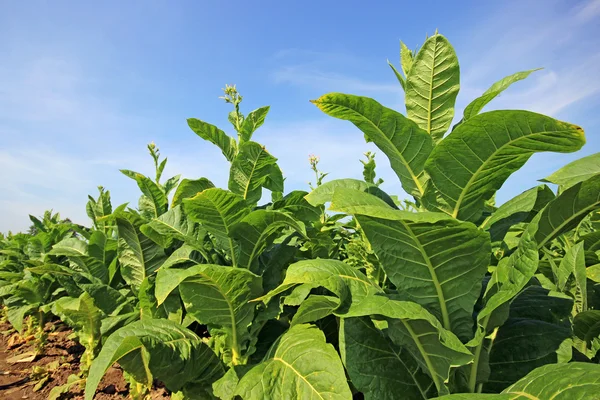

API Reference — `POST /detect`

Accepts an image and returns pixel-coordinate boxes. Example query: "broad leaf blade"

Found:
[305,178,398,208]
[340,316,435,399]
[116,212,166,292]
[405,34,460,141]
[155,264,262,363]
[85,319,224,400]
[530,174,600,249]
[239,106,270,143]
[228,141,281,204]
[171,178,215,207]
[183,188,250,266]
[541,152,600,191]
[187,118,237,162]
[339,295,473,395]
[120,170,168,218]
[235,324,352,399]
[312,93,433,197]
[230,210,306,271]
[463,69,541,121]
[424,110,585,221]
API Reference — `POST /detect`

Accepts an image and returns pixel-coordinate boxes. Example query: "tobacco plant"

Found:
[1,32,600,400]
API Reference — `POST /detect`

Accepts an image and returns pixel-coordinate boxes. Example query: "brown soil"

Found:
[0,321,170,399]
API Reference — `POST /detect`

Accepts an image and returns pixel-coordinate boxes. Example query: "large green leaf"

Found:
[171,178,215,207]
[424,110,585,221]
[484,286,573,393]
[273,190,322,223]
[574,310,600,355]
[228,141,281,204]
[462,69,540,121]
[434,362,600,399]
[120,170,168,218]
[329,187,449,223]
[530,174,600,249]
[481,185,554,242]
[331,189,490,340]
[311,94,433,197]
[235,324,352,399]
[239,106,270,143]
[339,316,435,399]
[187,118,237,162]
[116,212,166,292]
[259,259,382,308]
[466,229,539,391]
[183,188,250,265]
[541,152,600,191]
[50,237,108,283]
[52,292,102,367]
[85,319,224,400]
[338,295,473,395]
[305,178,397,208]
[405,34,460,141]
[230,210,306,271]
[140,205,195,249]
[155,264,262,364]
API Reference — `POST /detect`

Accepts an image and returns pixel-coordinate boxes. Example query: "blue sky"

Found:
[1,0,599,232]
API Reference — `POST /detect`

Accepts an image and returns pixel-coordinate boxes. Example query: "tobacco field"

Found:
[1,33,600,399]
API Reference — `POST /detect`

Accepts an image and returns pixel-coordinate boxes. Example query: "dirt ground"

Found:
[0,320,170,400]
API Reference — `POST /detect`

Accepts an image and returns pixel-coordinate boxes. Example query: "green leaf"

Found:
[259,259,382,308]
[530,174,600,249]
[50,237,108,283]
[140,205,195,249]
[52,292,102,366]
[330,188,489,340]
[183,188,250,266]
[138,277,182,323]
[163,175,181,197]
[339,316,435,399]
[291,295,340,326]
[541,152,600,191]
[155,264,262,364]
[485,286,572,392]
[235,324,352,400]
[85,319,224,400]
[558,242,587,312]
[574,310,600,353]
[388,60,405,90]
[434,362,600,399]
[187,118,237,162]
[424,110,585,221]
[273,190,322,223]
[228,141,281,204]
[239,106,270,143]
[405,34,460,141]
[481,185,554,242]
[338,295,473,395]
[161,244,203,270]
[120,170,168,218]
[352,212,490,340]
[400,41,414,76]
[329,187,450,223]
[171,178,215,208]
[583,231,600,253]
[230,210,306,271]
[463,69,541,121]
[311,93,433,197]
[305,178,398,208]
[116,212,166,292]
